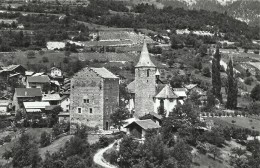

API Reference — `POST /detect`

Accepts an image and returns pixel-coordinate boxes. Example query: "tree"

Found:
[172,140,192,168]
[226,56,238,109]
[40,131,51,147]
[209,146,221,160]
[198,44,208,56]
[65,155,87,168]
[42,56,49,63]
[244,77,254,85]
[211,47,222,103]
[251,84,260,101]
[202,67,211,77]
[6,133,42,168]
[110,108,129,130]
[248,101,260,115]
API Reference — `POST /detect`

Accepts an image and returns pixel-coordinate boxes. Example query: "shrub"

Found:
[254,50,259,54]
[103,148,119,165]
[3,135,11,143]
[0,139,4,145]
[42,56,49,63]
[27,51,36,59]
[99,136,109,148]
[244,77,254,85]
[202,67,211,77]
[40,131,51,147]
[231,120,236,124]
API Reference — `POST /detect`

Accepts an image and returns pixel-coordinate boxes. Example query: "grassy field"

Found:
[207,117,260,132]
[192,153,231,168]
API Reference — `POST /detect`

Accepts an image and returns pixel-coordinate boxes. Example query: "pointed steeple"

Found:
[135,42,156,68]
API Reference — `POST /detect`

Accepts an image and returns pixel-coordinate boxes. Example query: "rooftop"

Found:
[155,84,178,99]
[135,42,156,68]
[125,119,161,130]
[1,65,26,72]
[23,102,50,109]
[27,75,50,83]
[42,94,61,101]
[91,67,118,79]
[15,88,42,97]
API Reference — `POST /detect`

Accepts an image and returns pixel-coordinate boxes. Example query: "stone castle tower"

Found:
[134,42,156,117]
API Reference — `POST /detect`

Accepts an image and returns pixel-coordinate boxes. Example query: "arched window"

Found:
[147,69,150,77]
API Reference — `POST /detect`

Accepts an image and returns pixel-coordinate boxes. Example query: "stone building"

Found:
[70,67,119,131]
[134,42,157,117]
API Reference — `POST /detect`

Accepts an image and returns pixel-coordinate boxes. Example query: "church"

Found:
[127,42,187,118]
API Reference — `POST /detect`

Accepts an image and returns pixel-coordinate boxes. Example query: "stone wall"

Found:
[103,78,119,130]
[135,67,156,117]
[70,69,104,132]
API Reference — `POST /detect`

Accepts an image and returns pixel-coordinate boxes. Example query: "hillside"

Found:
[120,0,260,26]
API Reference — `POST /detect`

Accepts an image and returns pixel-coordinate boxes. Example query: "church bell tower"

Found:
[134,42,156,117]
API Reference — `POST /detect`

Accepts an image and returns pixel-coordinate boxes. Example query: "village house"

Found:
[70,67,119,131]
[124,119,161,140]
[0,65,26,82]
[58,112,70,123]
[42,94,61,105]
[13,88,42,110]
[0,99,11,115]
[60,95,70,112]
[50,67,64,83]
[23,102,50,113]
[26,75,50,91]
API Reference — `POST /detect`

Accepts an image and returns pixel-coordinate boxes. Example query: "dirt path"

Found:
[93,141,118,168]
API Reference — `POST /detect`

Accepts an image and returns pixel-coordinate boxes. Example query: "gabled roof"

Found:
[155,84,178,99]
[125,119,161,130]
[25,71,35,76]
[91,67,118,79]
[126,80,135,93]
[174,91,187,98]
[23,102,50,109]
[27,75,50,83]
[149,112,163,120]
[135,42,156,68]
[2,65,26,72]
[184,84,198,90]
[15,88,42,97]
[42,94,61,101]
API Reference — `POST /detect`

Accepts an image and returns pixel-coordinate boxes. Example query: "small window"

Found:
[77,107,82,113]
[90,108,93,113]
[84,99,90,103]
[147,69,150,77]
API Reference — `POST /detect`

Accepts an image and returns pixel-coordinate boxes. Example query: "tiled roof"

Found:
[126,80,135,93]
[135,42,156,68]
[15,88,42,97]
[2,65,25,72]
[42,94,61,101]
[91,67,118,79]
[45,105,60,111]
[27,75,50,83]
[125,119,160,130]
[149,112,163,120]
[174,91,187,98]
[155,84,178,99]
[23,102,50,109]
[184,84,198,90]
[25,71,35,76]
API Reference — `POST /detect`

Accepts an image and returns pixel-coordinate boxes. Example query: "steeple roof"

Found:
[135,42,156,68]
[155,84,178,99]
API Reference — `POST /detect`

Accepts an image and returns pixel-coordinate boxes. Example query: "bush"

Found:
[254,50,259,54]
[3,135,11,143]
[244,77,254,85]
[103,149,119,165]
[99,136,109,148]
[202,67,211,77]
[42,56,49,63]
[0,139,4,145]
[40,131,51,147]
[27,51,36,59]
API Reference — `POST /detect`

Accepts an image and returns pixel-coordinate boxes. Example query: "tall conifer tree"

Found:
[212,47,222,103]
[226,56,238,109]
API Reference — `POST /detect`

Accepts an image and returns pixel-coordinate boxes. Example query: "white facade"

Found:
[60,97,70,112]
[51,67,62,77]
[154,98,178,117]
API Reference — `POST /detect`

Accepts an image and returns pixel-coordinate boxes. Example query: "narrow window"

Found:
[147,69,150,77]
[83,99,86,103]
[78,107,82,113]
[90,108,93,113]
[87,99,89,103]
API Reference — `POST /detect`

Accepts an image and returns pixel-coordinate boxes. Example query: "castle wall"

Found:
[135,67,156,117]
[103,78,119,130]
[70,69,104,131]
